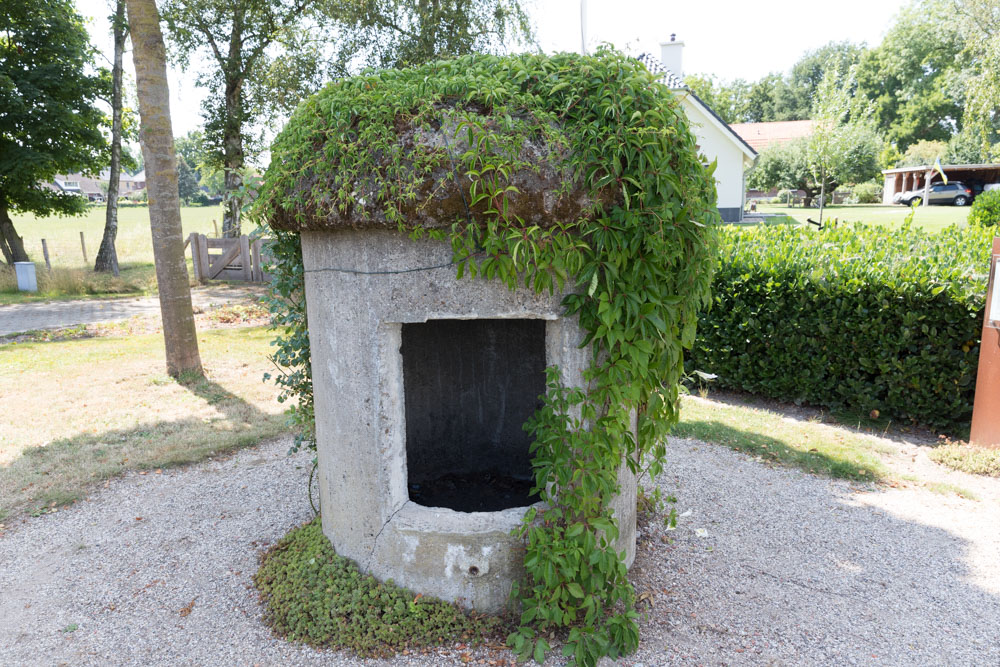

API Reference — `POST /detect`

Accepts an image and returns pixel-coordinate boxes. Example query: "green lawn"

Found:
[9,204,232,268]
[755,203,970,232]
[1,204,266,305]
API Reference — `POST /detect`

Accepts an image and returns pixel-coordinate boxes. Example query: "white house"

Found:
[638,38,757,222]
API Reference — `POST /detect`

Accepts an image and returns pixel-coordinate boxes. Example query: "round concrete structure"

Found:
[302,228,636,612]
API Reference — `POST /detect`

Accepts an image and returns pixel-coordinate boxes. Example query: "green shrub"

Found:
[254,517,506,657]
[968,190,1000,227]
[690,221,993,432]
[773,189,794,204]
[849,181,882,204]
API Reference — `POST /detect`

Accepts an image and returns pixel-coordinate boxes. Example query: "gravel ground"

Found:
[1,434,998,666]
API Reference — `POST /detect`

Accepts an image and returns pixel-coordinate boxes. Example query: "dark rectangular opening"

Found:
[401,319,546,512]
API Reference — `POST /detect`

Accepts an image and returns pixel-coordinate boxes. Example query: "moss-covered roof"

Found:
[257,51,708,233]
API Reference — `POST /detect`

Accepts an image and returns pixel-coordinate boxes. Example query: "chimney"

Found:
[659,34,684,78]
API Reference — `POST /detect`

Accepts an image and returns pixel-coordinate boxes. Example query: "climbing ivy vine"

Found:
[257,49,719,666]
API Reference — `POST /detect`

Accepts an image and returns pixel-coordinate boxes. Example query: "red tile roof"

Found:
[729,120,815,152]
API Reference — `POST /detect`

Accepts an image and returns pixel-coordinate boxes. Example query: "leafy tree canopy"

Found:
[159,0,534,235]
[0,0,110,262]
[854,0,967,151]
[684,41,864,125]
[748,68,882,207]
[897,139,948,167]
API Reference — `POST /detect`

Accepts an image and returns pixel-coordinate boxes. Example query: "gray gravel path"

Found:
[1,435,997,666]
[0,285,264,336]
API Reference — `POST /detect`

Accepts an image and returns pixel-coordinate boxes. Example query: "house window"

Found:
[401,319,545,512]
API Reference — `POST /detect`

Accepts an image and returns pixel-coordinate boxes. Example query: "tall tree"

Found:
[159,0,533,237]
[176,155,199,202]
[855,0,967,151]
[805,68,881,223]
[95,0,128,274]
[748,69,882,212]
[126,0,202,377]
[952,0,1000,145]
[0,0,108,265]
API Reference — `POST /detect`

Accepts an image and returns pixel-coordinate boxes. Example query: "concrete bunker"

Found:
[266,98,638,613]
[293,226,636,613]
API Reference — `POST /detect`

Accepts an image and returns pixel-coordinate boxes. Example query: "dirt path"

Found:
[1,429,998,665]
[0,284,266,337]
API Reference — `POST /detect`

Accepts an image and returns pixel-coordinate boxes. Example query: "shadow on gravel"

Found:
[636,443,1000,664]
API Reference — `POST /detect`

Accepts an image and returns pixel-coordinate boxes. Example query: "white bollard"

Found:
[14,262,38,292]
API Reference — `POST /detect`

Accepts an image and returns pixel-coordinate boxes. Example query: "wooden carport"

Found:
[881,163,1000,205]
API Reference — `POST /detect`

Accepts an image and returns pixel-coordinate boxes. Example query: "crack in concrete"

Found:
[364,500,409,572]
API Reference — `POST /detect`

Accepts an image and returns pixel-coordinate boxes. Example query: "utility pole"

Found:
[580,0,588,55]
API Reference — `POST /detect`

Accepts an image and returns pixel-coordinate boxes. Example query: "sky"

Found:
[75,0,911,144]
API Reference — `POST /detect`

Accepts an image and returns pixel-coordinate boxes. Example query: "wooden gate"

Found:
[187,233,270,283]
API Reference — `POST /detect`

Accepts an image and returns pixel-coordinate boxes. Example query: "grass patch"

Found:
[0,205,268,304]
[9,204,232,267]
[923,481,980,501]
[674,395,890,482]
[929,443,1000,477]
[754,203,967,232]
[255,517,507,657]
[0,326,288,519]
[0,263,158,305]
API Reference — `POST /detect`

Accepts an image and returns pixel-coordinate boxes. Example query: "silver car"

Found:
[897,181,973,206]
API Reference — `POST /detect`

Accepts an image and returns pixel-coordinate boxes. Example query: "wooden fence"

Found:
[186,233,270,283]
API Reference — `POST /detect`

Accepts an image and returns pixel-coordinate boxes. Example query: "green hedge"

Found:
[690,222,994,432]
[968,190,1000,227]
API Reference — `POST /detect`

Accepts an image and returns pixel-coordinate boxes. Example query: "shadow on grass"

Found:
[671,418,887,483]
[0,376,288,521]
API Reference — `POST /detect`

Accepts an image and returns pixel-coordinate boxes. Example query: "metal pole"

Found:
[80,231,88,264]
[580,0,587,55]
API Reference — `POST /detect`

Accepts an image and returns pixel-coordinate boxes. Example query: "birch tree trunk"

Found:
[95,0,126,275]
[126,0,202,377]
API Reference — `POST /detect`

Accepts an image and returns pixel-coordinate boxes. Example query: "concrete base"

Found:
[302,229,636,612]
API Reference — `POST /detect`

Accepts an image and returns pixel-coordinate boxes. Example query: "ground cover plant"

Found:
[0,322,286,521]
[690,217,994,434]
[257,50,719,665]
[254,517,507,657]
[930,442,1000,476]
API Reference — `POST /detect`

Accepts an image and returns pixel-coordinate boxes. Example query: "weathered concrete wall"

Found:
[302,228,636,612]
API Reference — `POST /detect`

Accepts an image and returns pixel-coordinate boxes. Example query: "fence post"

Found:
[79,231,88,264]
[239,235,252,281]
[197,234,210,284]
[251,238,263,282]
[188,232,200,282]
[212,219,219,238]
[41,239,52,272]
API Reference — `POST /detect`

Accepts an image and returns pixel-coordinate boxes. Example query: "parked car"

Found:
[897,181,974,206]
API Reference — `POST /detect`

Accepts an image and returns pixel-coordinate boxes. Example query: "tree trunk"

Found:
[818,165,826,226]
[221,66,245,237]
[95,0,126,275]
[126,0,202,378]
[0,198,29,265]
